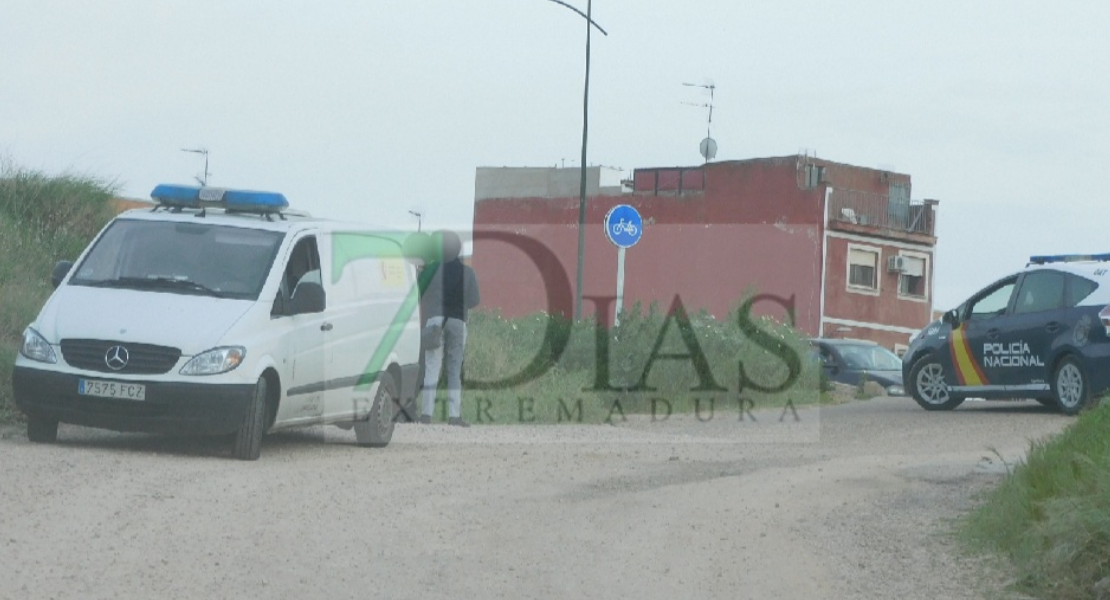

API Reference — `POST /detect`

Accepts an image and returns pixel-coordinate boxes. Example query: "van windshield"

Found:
[69,219,284,300]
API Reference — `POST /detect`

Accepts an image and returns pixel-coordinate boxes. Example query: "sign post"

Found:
[603,204,643,326]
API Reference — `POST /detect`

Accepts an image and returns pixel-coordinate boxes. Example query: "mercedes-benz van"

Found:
[13,184,422,460]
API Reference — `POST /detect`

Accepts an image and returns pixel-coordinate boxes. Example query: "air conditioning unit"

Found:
[887,255,907,273]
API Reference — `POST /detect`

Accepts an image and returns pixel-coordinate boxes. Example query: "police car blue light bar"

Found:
[150,184,289,213]
[1028,253,1110,264]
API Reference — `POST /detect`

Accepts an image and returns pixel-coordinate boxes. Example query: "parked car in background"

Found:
[810,338,906,396]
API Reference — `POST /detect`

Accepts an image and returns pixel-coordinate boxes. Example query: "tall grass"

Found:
[961,399,1110,599]
[453,299,821,424]
[0,161,117,422]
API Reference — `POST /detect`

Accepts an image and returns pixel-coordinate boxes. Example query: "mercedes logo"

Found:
[104,345,130,371]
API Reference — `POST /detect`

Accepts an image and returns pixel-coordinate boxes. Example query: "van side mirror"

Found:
[51,260,73,289]
[289,282,325,315]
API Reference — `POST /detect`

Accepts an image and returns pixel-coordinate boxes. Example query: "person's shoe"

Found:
[448,417,470,428]
[419,415,432,425]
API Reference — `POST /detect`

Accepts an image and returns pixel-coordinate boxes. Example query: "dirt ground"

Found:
[0,395,1070,600]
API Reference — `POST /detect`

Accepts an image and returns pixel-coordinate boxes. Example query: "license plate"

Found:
[78,379,146,401]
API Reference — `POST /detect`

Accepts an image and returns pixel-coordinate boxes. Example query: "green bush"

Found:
[961,399,1110,599]
[452,296,822,424]
[0,161,116,422]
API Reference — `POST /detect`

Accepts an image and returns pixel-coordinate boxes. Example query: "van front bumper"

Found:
[13,366,254,436]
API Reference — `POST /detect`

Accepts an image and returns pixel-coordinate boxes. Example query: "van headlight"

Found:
[180,347,246,375]
[20,328,57,364]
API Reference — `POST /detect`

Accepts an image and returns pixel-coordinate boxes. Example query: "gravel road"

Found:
[0,396,1071,600]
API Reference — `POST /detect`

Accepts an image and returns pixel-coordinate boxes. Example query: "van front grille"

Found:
[60,339,182,375]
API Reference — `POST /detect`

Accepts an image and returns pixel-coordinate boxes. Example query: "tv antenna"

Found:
[683,81,717,162]
[181,147,211,186]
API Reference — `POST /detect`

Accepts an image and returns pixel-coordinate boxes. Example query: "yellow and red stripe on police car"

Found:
[948,326,989,386]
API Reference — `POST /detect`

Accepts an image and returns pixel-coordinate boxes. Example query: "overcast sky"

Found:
[2,1,1107,312]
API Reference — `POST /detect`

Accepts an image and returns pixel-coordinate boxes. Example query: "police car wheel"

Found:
[909,357,964,411]
[355,375,396,448]
[233,377,268,461]
[1053,356,1089,416]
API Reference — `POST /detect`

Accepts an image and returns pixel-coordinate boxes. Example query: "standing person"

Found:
[420,230,480,426]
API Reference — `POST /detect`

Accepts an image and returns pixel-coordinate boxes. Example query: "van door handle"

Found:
[986,328,1000,339]
[1045,322,1061,334]
[320,322,333,332]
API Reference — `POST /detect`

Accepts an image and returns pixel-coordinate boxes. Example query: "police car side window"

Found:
[968,281,1016,320]
[1013,271,1064,315]
[1065,274,1098,307]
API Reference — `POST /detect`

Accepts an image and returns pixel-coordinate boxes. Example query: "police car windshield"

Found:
[839,344,902,370]
[69,219,284,300]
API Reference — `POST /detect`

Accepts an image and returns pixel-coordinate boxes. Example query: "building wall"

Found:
[472,157,936,350]
[820,233,934,346]
[473,159,826,328]
[475,167,603,201]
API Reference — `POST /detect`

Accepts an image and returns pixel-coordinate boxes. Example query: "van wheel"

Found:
[909,356,964,411]
[355,375,396,448]
[233,377,268,460]
[1053,356,1089,416]
[27,416,59,443]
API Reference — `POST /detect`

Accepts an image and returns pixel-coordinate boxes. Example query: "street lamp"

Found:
[544,0,607,319]
[408,210,423,232]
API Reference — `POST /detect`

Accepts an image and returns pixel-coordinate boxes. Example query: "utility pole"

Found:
[543,0,608,319]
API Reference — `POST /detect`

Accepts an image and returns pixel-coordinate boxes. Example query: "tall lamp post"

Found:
[544,0,607,319]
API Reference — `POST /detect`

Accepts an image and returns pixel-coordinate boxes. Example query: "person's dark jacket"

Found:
[420,259,480,322]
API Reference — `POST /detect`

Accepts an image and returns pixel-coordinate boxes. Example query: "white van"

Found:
[12,184,423,460]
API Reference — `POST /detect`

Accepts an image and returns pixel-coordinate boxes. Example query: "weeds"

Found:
[960,399,1110,599]
[452,298,822,424]
[0,162,116,421]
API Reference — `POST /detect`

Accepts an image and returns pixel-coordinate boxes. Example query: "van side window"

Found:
[273,236,321,316]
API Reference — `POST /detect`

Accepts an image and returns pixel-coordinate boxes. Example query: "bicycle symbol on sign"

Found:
[611,218,639,237]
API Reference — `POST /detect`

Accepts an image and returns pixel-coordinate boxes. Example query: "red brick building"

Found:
[471,156,938,352]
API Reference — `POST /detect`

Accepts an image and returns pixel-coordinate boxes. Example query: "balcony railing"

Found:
[827,189,935,236]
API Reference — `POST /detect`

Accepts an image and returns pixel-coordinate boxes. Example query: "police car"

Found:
[902,253,1110,414]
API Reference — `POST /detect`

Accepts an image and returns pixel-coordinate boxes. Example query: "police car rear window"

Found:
[1014,271,1064,314]
[1065,274,1098,307]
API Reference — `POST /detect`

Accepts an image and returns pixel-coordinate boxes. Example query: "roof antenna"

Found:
[683,80,717,163]
[181,147,211,186]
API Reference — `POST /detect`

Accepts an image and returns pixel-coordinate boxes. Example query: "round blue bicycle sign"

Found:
[604,204,643,249]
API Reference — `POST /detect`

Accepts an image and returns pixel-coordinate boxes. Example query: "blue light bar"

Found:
[150,184,289,213]
[151,183,202,207]
[1029,253,1110,264]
